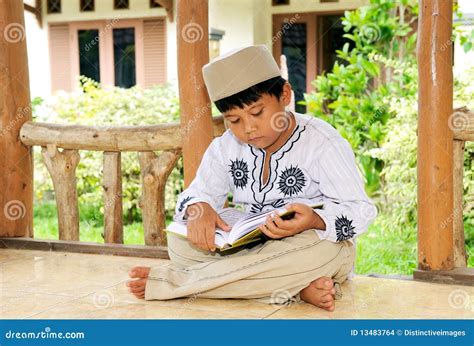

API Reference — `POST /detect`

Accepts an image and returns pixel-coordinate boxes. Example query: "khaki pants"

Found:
[145,229,355,304]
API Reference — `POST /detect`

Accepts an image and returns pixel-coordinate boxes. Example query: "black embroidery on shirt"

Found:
[277,165,306,197]
[250,198,286,213]
[248,124,307,204]
[335,215,356,241]
[229,158,249,189]
[178,196,194,212]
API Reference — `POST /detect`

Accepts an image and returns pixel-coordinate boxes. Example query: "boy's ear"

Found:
[280,82,292,107]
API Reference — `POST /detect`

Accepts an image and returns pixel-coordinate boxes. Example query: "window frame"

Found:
[47,0,61,14]
[114,0,130,10]
[80,0,95,12]
[69,19,145,88]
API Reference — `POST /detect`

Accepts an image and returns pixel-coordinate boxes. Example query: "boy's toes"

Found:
[315,293,335,311]
[313,276,334,290]
[300,276,337,312]
[129,266,151,279]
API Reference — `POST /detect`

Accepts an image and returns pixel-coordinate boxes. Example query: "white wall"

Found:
[26,0,367,97]
[209,0,255,54]
[24,11,50,99]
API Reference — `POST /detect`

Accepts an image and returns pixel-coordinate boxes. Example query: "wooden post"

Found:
[0,0,34,237]
[103,152,123,244]
[176,0,213,187]
[138,150,181,246]
[41,145,80,241]
[417,0,454,271]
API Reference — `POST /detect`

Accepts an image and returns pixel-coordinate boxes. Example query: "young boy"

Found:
[127,45,377,311]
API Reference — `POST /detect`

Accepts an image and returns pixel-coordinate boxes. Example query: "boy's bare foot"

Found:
[126,266,151,299]
[300,276,336,311]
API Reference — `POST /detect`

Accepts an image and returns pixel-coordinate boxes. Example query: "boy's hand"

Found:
[259,203,326,239]
[186,202,231,252]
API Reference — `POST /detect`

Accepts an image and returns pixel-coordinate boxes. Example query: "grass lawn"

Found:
[33,202,473,275]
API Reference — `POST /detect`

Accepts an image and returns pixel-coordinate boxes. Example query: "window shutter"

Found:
[143,19,166,88]
[49,24,72,92]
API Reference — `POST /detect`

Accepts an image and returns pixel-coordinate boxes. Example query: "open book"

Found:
[165,203,323,252]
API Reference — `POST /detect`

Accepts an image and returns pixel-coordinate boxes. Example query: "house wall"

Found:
[252,0,366,52]
[25,11,51,98]
[26,0,368,97]
[39,0,474,100]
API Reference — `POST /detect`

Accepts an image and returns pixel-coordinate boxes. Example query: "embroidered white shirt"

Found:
[174,112,377,248]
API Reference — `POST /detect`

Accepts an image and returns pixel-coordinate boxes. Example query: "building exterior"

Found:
[23,0,473,102]
[24,0,367,99]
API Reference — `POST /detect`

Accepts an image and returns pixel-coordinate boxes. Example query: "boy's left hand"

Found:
[259,203,325,239]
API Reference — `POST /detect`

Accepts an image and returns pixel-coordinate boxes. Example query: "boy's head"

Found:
[203,45,293,150]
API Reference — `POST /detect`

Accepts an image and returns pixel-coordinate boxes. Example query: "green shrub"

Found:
[367,68,474,266]
[33,77,184,225]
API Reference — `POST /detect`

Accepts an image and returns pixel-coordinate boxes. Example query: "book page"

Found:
[217,208,247,228]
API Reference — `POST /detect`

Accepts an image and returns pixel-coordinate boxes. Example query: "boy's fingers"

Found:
[216,216,231,232]
[260,224,280,239]
[265,215,290,237]
[285,203,307,216]
[206,225,216,252]
[271,213,292,230]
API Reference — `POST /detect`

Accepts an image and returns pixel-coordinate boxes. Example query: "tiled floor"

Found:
[1,249,473,319]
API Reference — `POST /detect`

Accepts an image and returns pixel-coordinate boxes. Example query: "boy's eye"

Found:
[251,109,263,116]
[228,119,240,124]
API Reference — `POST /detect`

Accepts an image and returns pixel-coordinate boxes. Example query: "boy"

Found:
[127,45,377,311]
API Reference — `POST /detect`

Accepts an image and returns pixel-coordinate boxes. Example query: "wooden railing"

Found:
[19,116,226,247]
[451,107,474,268]
[14,108,473,266]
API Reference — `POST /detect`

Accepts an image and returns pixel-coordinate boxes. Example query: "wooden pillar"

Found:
[417,0,454,271]
[0,0,33,237]
[176,0,213,187]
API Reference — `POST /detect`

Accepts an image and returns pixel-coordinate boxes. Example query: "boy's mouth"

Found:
[249,136,263,142]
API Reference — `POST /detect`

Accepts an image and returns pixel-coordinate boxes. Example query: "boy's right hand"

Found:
[185,202,231,252]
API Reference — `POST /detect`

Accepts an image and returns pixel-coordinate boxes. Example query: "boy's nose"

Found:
[243,120,257,134]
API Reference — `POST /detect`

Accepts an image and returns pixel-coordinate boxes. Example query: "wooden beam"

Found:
[20,116,226,151]
[155,0,174,22]
[103,152,123,244]
[417,0,454,271]
[138,150,181,246]
[414,267,474,286]
[0,237,169,259]
[24,0,42,27]
[451,107,474,141]
[176,0,213,187]
[0,0,34,237]
[41,145,80,241]
[453,139,467,267]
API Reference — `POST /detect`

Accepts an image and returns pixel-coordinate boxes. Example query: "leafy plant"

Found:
[305,0,419,196]
[33,77,183,225]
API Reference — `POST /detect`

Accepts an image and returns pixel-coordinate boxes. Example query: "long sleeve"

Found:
[312,138,377,243]
[173,137,231,222]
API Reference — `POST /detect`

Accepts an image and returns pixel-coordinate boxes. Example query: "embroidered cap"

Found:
[202,45,281,102]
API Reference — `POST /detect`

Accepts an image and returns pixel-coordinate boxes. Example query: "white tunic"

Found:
[174,112,378,247]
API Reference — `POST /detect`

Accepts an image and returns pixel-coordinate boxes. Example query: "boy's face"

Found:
[222,82,293,151]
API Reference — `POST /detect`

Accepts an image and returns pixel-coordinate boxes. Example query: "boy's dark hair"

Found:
[214,76,287,113]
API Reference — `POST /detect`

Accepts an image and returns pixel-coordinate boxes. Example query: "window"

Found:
[113,28,136,88]
[281,22,306,113]
[47,0,61,14]
[114,0,129,9]
[49,19,167,92]
[80,0,95,12]
[272,0,289,5]
[150,0,162,8]
[78,29,100,83]
[319,15,355,74]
